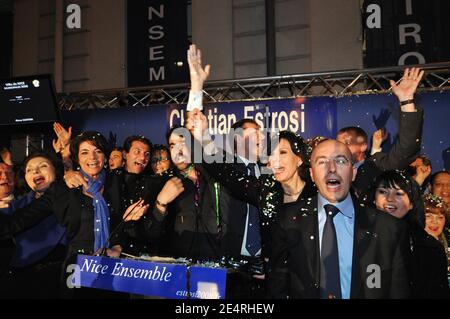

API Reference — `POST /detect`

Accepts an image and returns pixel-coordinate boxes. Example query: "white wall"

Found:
[310,0,362,72]
[12,0,363,90]
[192,0,234,81]
[192,0,363,79]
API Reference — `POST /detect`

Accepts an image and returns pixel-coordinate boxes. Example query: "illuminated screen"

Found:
[0,74,60,126]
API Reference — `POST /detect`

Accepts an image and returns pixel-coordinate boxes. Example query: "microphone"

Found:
[96,199,146,257]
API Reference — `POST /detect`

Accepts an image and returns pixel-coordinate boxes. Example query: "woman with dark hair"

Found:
[17,152,66,256]
[150,144,173,175]
[0,131,159,298]
[370,170,449,298]
[188,124,316,249]
[371,170,424,224]
[108,147,124,171]
[184,45,316,259]
[0,152,67,298]
[56,131,153,259]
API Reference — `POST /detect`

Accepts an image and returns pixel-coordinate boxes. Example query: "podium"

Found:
[73,255,227,299]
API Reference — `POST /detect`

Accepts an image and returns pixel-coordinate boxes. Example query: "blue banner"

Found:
[61,92,450,170]
[167,97,337,138]
[77,255,186,298]
[61,96,337,147]
[76,255,227,299]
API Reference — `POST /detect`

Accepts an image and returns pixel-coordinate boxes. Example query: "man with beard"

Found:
[152,126,232,260]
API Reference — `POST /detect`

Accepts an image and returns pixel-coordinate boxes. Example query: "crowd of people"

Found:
[0,44,448,299]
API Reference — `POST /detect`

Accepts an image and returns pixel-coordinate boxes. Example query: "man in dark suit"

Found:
[268,139,411,299]
[220,119,263,259]
[337,67,424,200]
[185,44,265,298]
[219,118,266,298]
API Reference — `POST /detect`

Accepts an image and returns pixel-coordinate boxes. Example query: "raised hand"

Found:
[106,245,122,258]
[187,44,211,91]
[0,148,13,166]
[418,164,432,178]
[372,128,388,150]
[93,245,122,258]
[155,177,185,210]
[63,171,88,189]
[52,122,72,153]
[123,199,150,222]
[413,162,432,186]
[186,109,208,141]
[389,67,424,102]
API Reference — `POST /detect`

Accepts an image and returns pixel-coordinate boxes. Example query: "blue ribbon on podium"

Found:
[75,255,227,299]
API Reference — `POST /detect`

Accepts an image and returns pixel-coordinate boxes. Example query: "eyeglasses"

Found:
[314,156,351,167]
[151,157,169,165]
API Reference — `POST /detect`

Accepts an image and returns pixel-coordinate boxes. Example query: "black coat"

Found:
[199,157,316,258]
[354,109,424,200]
[118,169,168,255]
[267,194,411,299]
[410,223,450,299]
[156,166,232,260]
[220,162,262,258]
[0,171,165,259]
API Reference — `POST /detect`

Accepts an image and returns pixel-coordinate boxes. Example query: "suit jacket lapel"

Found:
[350,196,377,298]
[298,196,321,287]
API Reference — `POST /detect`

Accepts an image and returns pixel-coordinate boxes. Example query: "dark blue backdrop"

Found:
[336,91,450,170]
[62,91,450,171]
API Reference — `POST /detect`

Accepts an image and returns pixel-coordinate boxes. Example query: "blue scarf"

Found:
[2,191,67,268]
[80,169,110,253]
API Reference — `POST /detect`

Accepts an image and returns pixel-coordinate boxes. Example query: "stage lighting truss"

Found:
[58,62,450,110]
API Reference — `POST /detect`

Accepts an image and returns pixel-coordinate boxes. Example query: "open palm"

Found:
[389,67,424,101]
[188,44,211,91]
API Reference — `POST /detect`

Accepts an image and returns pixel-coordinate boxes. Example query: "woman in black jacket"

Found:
[184,44,317,260]
[0,152,67,298]
[0,132,162,297]
[371,170,449,298]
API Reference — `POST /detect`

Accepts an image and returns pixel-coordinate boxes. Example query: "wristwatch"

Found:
[399,98,415,106]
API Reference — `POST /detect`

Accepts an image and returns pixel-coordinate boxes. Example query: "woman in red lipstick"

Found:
[24,153,59,197]
[0,153,66,298]
[423,194,450,265]
[0,132,159,298]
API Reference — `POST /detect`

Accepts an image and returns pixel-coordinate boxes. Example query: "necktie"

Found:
[245,163,261,256]
[320,204,342,299]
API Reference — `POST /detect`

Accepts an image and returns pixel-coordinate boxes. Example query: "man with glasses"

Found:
[268,139,411,299]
